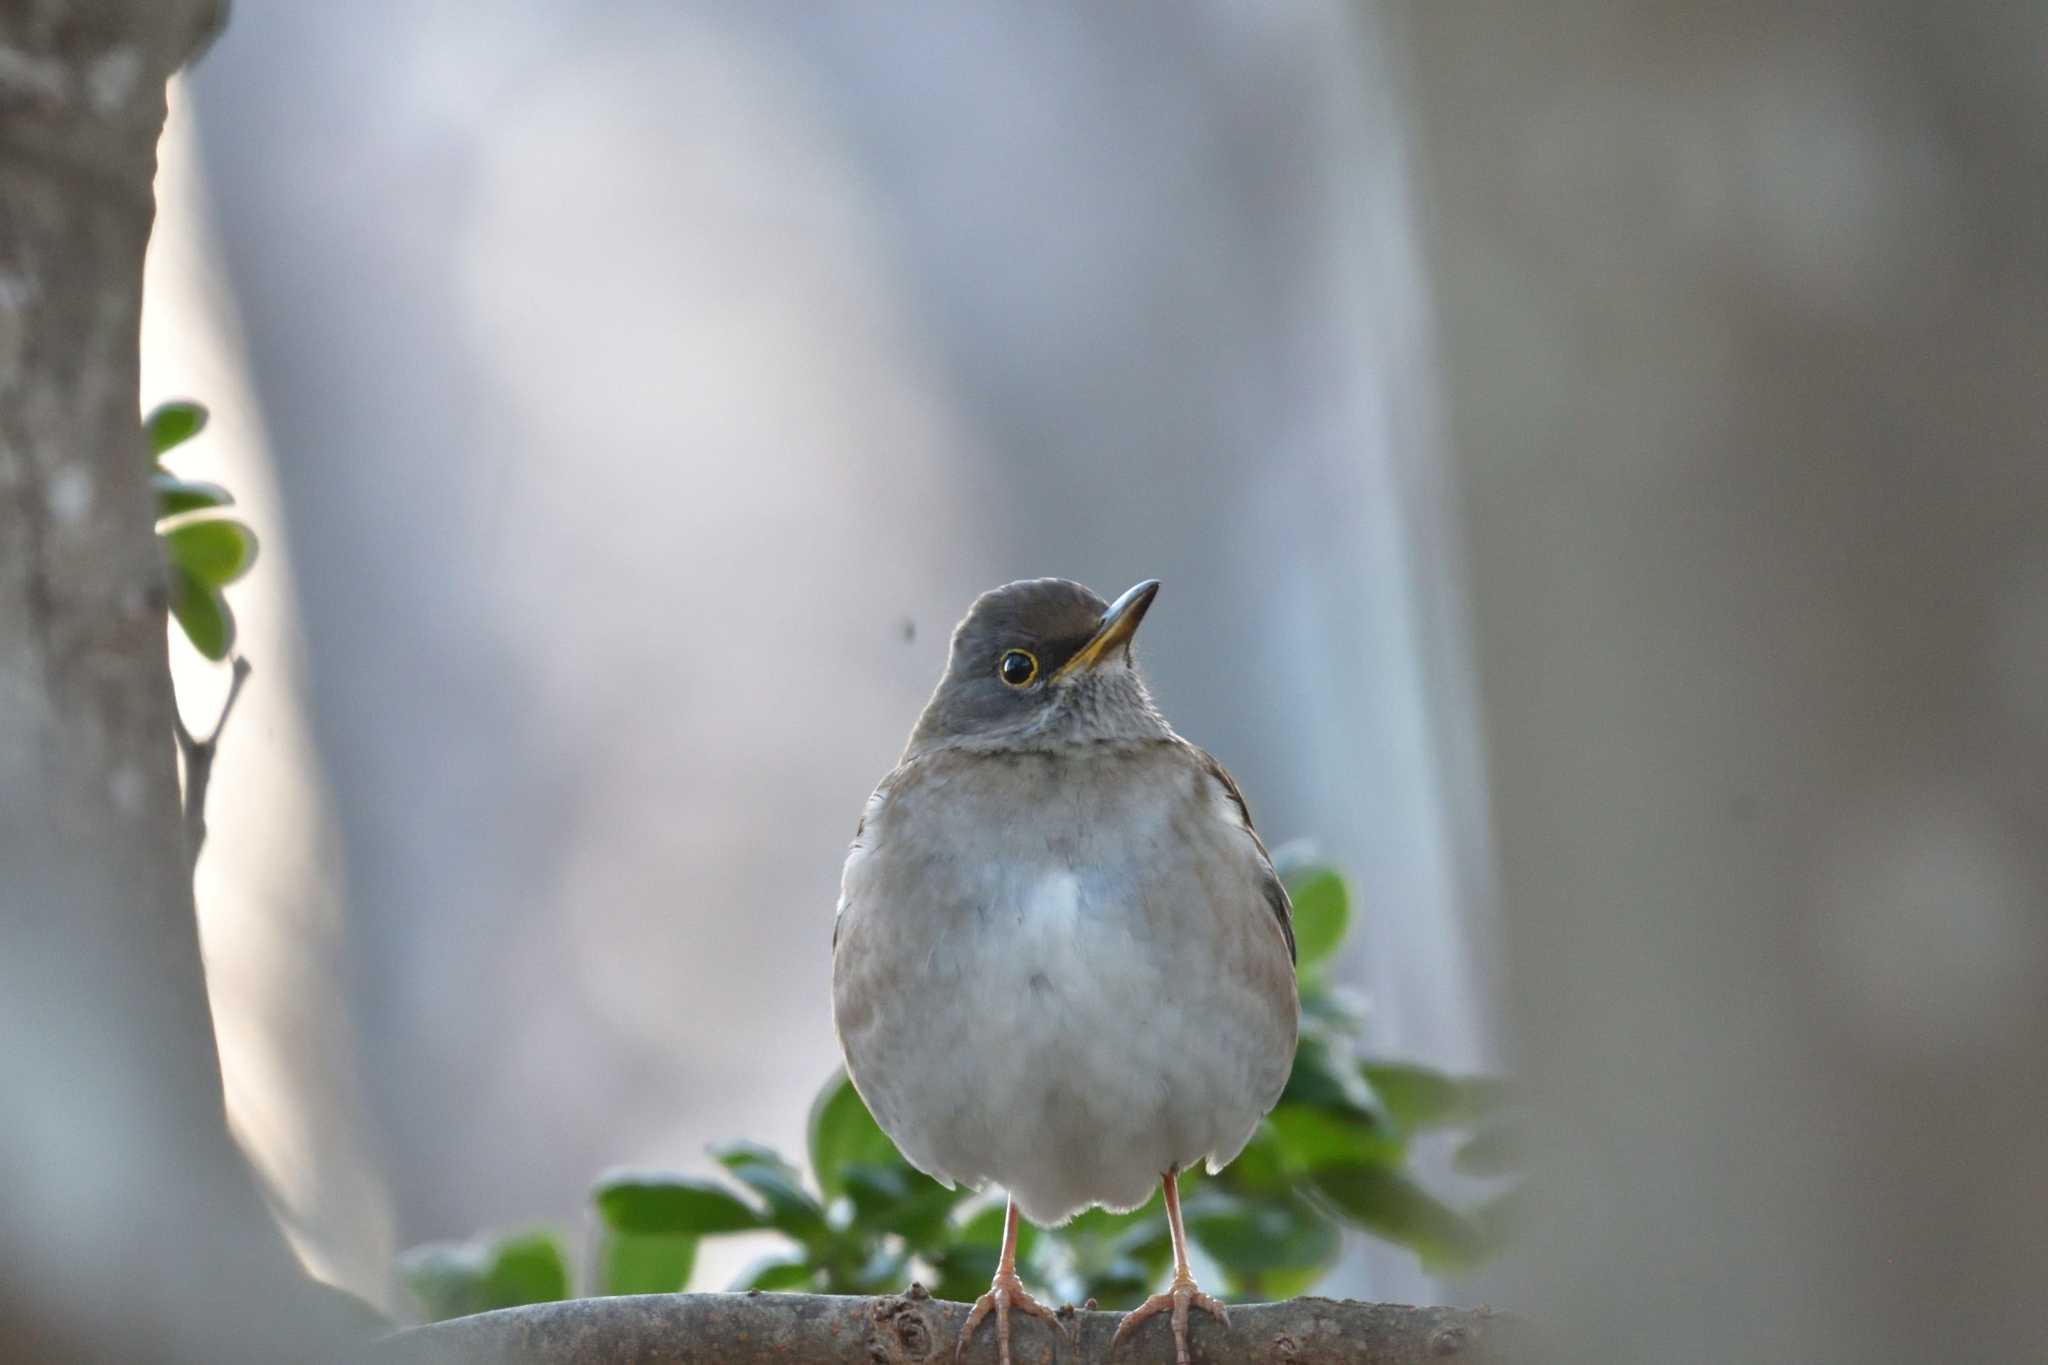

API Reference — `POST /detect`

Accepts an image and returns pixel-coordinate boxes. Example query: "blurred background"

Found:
[148,0,1493,1311]
[137,2,2048,1361]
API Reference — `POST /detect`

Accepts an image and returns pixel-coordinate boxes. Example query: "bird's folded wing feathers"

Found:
[1184,742,1297,966]
[832,762,911,953]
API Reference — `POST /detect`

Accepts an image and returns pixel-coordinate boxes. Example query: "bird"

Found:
[832,578,1300,1365]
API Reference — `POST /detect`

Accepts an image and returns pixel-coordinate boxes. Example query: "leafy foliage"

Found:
[146,400,258,661]
[397,861,1525,1322]
[395,1231,570,1322]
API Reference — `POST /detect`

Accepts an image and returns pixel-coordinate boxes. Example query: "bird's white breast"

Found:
[831,745,1298,1226]
[1024,870,1083,938]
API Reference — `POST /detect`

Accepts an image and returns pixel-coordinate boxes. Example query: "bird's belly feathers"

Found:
[834,839,1295,1225]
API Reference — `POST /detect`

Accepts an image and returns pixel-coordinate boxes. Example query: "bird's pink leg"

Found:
[1111,1171,1230,1365]
[956,1195,1067,1364]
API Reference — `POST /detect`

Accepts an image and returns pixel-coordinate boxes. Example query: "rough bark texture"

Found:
[371,1291,1523,1365]
[0,3,354,1362]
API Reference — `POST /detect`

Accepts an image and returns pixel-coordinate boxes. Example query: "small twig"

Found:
[174,653,252,871]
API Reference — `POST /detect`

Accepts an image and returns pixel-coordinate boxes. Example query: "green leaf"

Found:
[1105,1209,1172,1267]
[1186,1190,1341,1285]
[808,1072,903,1200]
[929,1243,1001,1305]
[712,1143,828,1241]
[161,513,257,587]
[152,471,235,518]
[1311,1167,1484,1273]
[597,1229,696,1296]
[843,1162,964,1253]
[842,1162,911,1215]
[396,1230,571,1323]
[896,1179,973,1251]
[1359,1063,1508,1133]
[1265,1102,1402,1171]
[711,1140,793,1172]
[1232,1262,1329,1302]
[168,563,234,661]
[593,1171,762,1236]
[1216,1123,1292,1194]
[1282,1033,1385,1121]
[1358,1062,1460,1129]
[732,1254,817,1292]
[1285,868,1348,970]
[145,400,208,458]
[485,1231,573,1307]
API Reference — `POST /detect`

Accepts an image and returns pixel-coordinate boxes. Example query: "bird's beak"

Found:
[1051,579,1161,682]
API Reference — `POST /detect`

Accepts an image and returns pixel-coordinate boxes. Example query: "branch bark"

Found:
[369,1291,1524,1365]
[173,651,251,869]
[0,4,360,1362]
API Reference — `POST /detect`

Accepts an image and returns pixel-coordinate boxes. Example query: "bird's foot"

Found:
[957,1267,1067,1365]
[1111,1272,1230,1365]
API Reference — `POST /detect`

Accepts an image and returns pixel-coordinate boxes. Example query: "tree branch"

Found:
[0,4,361,1361]
[174,652,251,869]
[368,1290,1524,1365]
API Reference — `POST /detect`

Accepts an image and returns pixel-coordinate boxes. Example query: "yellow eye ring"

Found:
[997,648,1039,688]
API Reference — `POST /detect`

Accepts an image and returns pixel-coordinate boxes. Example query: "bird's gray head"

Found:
[905,577,1173,755]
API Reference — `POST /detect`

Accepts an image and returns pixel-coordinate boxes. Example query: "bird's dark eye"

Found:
[997,648,1039,688]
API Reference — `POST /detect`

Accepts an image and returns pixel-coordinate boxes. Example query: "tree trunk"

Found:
[370,1291,1522,1365]
[0,3,355,1361]
[1398,3,2048,1362]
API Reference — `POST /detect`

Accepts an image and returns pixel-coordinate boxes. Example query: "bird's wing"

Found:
[833,762,910,953]
[1185,743,1297,966]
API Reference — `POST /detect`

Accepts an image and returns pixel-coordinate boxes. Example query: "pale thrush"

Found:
[832,578,1300,1365]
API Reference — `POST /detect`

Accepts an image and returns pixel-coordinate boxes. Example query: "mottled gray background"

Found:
[153,0,1488,1310]
[140,3,2048,1360]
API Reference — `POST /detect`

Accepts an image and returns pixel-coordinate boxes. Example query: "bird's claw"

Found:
[1111,1274,1229,1365]
[957,1268,1068,1365]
